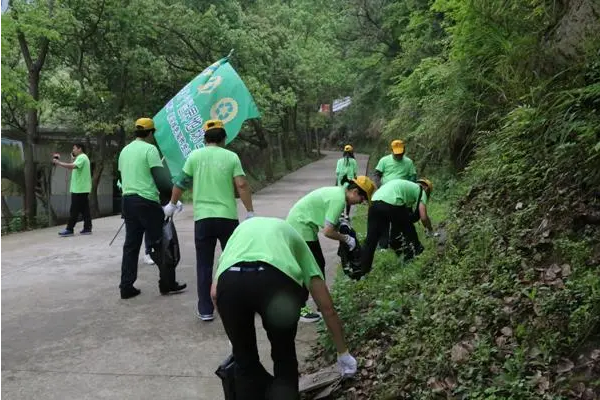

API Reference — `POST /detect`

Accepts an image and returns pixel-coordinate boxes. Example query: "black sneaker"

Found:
[80,229,92,235]
[120,286,141,299]
[58,229,74,237]
[160,282,187,295]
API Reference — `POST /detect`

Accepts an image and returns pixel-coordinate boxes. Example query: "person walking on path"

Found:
[335,145,359,217]
[118,179,157,266]
[373,139,417,248]
[286,176,376,322]
[166,119,255,322]
[118,117,186,299]
[212,217,357,400]
[54,143,93,236]
[360,178,435,273]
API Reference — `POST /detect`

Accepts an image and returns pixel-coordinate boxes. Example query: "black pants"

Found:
[120,195,176,290]
[66,193,92,231]
[361,201,424,273]
[217,263,304,400]
[195,217,239,316]
[378,223,390,248]
[144,234,152,255]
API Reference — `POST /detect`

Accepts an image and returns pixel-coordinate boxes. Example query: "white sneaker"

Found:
[299,306,321,323]
[196,311,215,321]
[143,254,155,265]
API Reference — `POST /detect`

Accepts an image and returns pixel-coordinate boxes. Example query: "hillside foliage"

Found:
[311,0,600,399]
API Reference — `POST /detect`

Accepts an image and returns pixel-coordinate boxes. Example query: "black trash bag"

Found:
[150,217,181,269]
[215,354,274,399]
[215,354,237,400]
[337,218,366,280]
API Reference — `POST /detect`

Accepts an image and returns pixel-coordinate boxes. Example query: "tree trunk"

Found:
[280,115,293,171]
[89,134,106,218]
[277,131,285,163]
[315,128,321,156]
[23,73,40,228]
[268,133,275,165]
[17,12,51,228]
[305,108,311,156]
[89,164,104,218]
[34,164,57,226]
[291,105,304,157]
[248,119,273,181]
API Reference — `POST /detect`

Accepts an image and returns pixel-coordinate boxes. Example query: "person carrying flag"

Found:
[166,120,255,322]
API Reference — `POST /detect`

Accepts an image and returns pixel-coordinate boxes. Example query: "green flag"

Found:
[153,56,260,177]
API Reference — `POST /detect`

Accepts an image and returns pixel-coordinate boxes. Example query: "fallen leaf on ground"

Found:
[427,377,446,393]
[501,327,513,337]
[451,343,471,363]
[556,358,574,374]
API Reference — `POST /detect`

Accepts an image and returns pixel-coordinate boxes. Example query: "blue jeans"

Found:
[194,217,239,315]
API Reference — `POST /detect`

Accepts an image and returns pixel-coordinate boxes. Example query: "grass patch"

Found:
[311,183,600,399]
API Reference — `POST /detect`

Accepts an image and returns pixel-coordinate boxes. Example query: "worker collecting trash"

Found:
[373,139,417,248]
[286,176,376,322]
[361,178,436,273]
[117,118,186,299]
[211,217,357,400]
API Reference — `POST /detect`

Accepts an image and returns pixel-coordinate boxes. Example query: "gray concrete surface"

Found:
[1,150,369,400]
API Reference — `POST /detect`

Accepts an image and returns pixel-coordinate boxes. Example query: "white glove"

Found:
[175,200,183,213]
[246,211,255,220]
[337,352,357,378]
[342,234,357,251]
[163,202,177,217]
[426,230,440,238]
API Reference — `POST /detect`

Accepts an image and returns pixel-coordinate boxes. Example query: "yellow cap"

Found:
[344,144,353,152]
[203,119,224,132]
[135,118,155,131]
[391,139,405,155]
[351,176,377,204]
[417,178,433,194]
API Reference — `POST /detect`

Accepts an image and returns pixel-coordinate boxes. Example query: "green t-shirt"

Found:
[118,140,163,203]
[70,153,92,193]
[372,179,428,209]
[375,154,417,185]
[336,157,358,185]
[286,186,346,241]
[182,146,245,221]
[216,217,324,287]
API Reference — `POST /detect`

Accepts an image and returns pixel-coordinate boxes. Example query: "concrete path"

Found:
[1,150,369,400]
